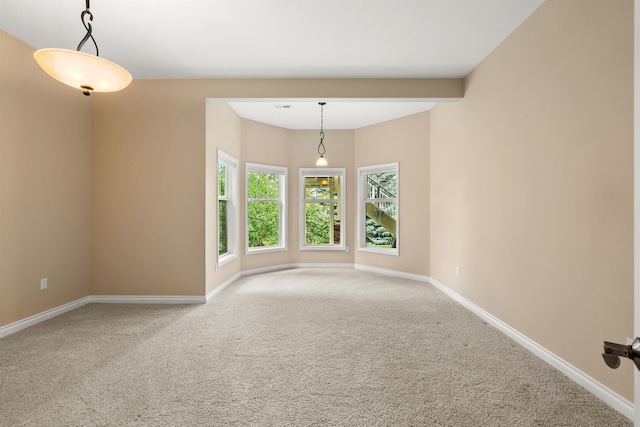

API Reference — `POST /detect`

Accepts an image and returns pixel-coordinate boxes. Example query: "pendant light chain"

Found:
[317,102,326,157]
[77,0,99,56]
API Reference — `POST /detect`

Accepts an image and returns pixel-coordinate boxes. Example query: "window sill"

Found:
[299,245,347,251]
[358,246,399,256]
[246,245,287,255]
[216,253,238,269]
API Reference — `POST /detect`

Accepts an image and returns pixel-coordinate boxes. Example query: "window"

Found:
[358,163,398,255]
[217,150,238,267]
[299,168,346,250]
[246,163,287,253]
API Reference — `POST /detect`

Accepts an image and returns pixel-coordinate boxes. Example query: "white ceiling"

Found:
[225,100,437,130]
[0,0,545,129]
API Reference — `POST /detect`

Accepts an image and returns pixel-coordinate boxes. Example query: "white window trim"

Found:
[245,162,288,254]
[217,150,238,268]
[357,162,399,256]
[299,167,346,251]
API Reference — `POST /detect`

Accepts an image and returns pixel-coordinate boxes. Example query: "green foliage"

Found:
[248,172,279,198]
[366,218,394,246]
[248,201,280,247]
[245,173,342,247]
[305,203,331,244]
[218,164,226,196]
[218,164,227,255]
[365,171,397,247]
[218,200,227,255]
[303,176,341,245]
[247,171,281,248]
[367,172,396,198]
[304,177,336,200]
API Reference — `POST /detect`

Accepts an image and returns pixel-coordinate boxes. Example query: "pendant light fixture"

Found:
[315,102,328,167]
[34,0,132,96]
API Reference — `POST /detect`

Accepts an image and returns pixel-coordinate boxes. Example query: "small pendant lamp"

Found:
[34,0,132,96]
[315,102,328,167]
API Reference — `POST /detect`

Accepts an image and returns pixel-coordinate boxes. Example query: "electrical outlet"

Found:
[456,266,460,276]
[40,278,47,290]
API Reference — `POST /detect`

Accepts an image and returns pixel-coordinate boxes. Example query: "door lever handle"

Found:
[603,338,640,371]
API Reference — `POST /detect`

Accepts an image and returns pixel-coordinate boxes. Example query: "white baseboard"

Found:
[427,276,634,421]
[241,263,353,277]
[292,262,354,269]
[207,272,242,303]
[354,263,430,282]
[0,294,208,339]
[89,295,206,304]
[241,263,293,277]
[0,296,90,339]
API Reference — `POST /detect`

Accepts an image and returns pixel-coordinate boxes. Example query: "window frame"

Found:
[299,168,346,251]
[217,150,238,268]
[357,162,399,256]
[245,162,288,254]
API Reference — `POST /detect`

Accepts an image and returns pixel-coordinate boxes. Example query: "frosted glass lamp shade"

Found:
[34,48,132,95]
[316,155,328,167]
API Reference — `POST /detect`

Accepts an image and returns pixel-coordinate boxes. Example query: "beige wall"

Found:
[206,101,242,294]
[354,112,430,276]
[91,78,459,298]
[92,81,207,296]
[430,0,634,399]
[0,30,92,326]
[240,119,293,271]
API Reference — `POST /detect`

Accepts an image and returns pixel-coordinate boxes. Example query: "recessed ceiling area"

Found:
[225,100,437,130]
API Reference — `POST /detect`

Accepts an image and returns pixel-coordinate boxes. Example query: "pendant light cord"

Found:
[77,0,99,56]
[317,102,326,157]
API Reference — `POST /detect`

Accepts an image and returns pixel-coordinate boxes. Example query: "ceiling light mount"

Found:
[34,0,132,96]
[78,0,99,56]
[316,102,328,167]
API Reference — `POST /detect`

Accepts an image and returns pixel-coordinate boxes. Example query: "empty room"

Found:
[0,0,636,425]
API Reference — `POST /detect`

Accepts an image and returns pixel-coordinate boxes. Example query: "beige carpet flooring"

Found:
[0,268,631,426]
